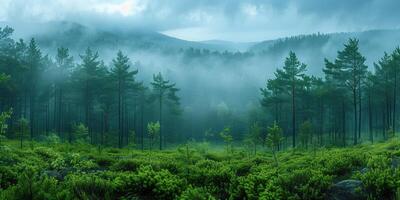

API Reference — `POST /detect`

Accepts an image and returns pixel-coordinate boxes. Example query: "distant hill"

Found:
[249,29,400,72]
[0,21,250,54]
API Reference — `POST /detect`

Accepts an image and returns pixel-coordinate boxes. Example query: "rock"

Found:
[360,167,368,174]
[391,156,400,168]
[327,179,363,200]
[43,170,63,181]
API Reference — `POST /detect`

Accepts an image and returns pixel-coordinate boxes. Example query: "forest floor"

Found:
[0,139,400,199]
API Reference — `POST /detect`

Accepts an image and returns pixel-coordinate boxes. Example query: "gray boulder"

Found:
[327,179,363,200]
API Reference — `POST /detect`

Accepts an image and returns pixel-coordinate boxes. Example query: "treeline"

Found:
[259,38,400,148]
[0,26,181,149]
[1,24,400,151]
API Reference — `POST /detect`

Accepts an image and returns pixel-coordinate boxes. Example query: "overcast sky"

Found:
[0,0,399,42]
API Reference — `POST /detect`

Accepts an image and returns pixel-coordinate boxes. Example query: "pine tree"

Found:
[275,51,307,148]
[75,48,101,143]
[324,39,367,145]
[150,72,180,150]
[110,51,138,148]
[26,38,42,139]
[54,47,74,138]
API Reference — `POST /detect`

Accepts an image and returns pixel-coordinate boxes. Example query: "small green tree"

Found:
[72,123,89,143]
[247,122,262,155]
[0,108,12,144]
[16,118,29,148]
[177,143,196,178]
[266,122,284,166]
[387,127,395,139]
[147,122,160,150]
[0,73,10,85]
[299,121,313,149]
[128,130,136,149]
[219,127,233,153]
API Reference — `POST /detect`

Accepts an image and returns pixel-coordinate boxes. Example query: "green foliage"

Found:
[0,73,10,85]
[64,173,114,200]
[278,169,332,200]
[0,108,12,142]
[299,120,313,149]
[354,155,399,199]
[266,122,284,151]
[0,139,400,199]
[147,121,160,150]
[266,122,284,166]
[179,186,215,200]
[245,122,262,155]
[219,127,233,153]
[72,123,89,143]
[115,165,185,199]
[1,167,62,200]
[15,118,29,147]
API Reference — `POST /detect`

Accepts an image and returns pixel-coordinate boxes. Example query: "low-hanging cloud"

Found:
[1,0,400,41]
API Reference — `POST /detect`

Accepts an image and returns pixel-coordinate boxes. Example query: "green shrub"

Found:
[94,156,115,168]
[1,167,62,200]
[179,186,216,200]
[354,155,399,199]
[278,169,332,200]
[111,159,140,171]
[189,160,233,199]
[115,165,185,199]
[0,166,17,189]
[64,173,115,200]
[34,147,60,161]
[230,169,279,200]
[318,151,365,177]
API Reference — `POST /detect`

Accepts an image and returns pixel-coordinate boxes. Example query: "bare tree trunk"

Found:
[292,82,296,148]
[368,92,373,143]
[159,94,163,150]
[353,88,357,145]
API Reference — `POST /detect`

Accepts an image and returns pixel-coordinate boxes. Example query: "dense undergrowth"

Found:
[1,139,400,200]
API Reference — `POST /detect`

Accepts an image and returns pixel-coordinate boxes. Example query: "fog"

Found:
[1,0,400,139]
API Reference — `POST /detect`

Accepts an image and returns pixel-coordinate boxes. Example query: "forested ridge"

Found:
[2,24,400,199]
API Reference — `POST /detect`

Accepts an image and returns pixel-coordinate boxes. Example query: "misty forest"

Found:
[2,1,400,200]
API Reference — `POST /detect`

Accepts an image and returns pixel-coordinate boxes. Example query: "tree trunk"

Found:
[292,82,296,148]
[342,100,346,146]
[358,83,362,140]
[159,94,163,150]
[368,92,373,143]
[353,88,357,145]
[393,68,397,134]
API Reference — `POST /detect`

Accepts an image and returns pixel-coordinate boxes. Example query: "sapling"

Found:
[266,121,284,166]
[177,142,195,178]
[147,121,160,150]
[0,108,12,145]
[247,122,262,155]
[299,120,313,149]
[219,127,233,154]
[16,118,29,148]
[72,122,89,143]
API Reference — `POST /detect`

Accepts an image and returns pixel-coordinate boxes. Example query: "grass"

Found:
[0,138,400,199]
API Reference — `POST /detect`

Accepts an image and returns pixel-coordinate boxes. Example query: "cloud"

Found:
[1,0,400,41]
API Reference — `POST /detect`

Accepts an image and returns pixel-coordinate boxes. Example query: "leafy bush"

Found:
[115,165,185,199]
[189,160,234,199]
[111,159,140,172]
[278,169,332,200]
[0,166,17,189]
[64,173,115,199]
[179,186,216,200]
[354,155,399,199]
[1,167,62,200]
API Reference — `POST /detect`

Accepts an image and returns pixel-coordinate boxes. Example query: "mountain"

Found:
[199,40,256,52]
[1,21,250,54]
[249,29,400,72]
